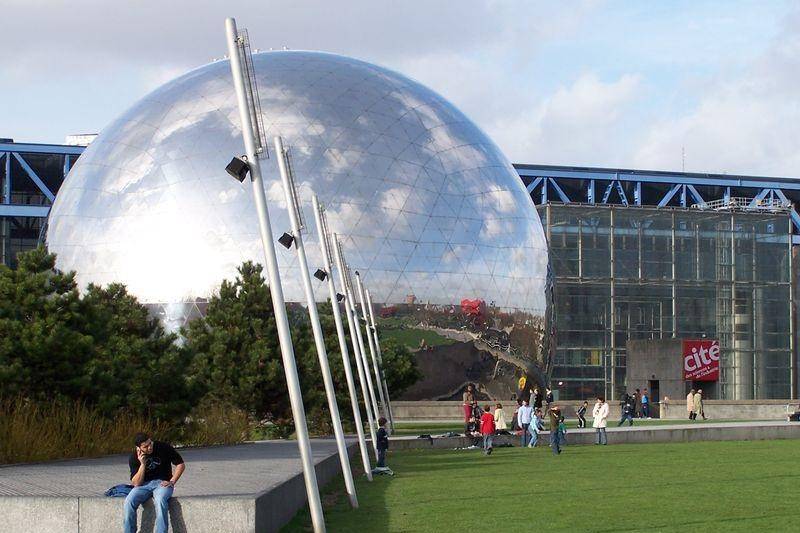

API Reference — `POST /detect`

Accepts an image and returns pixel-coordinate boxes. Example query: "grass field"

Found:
[379,327,455,349]
[283,439,800,532]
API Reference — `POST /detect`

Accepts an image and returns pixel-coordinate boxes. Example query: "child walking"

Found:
[480,404,496,455]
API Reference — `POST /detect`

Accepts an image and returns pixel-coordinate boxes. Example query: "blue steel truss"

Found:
[4,145,800,245]
[514,164,800,242]
[0,142,84,219]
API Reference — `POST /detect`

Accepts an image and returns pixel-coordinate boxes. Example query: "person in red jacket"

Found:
[480,404,496,455]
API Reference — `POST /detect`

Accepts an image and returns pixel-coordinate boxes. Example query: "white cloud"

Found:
[494,72,643,165]
[632,11,800,177]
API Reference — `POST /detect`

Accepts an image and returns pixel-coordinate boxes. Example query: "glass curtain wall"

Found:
[539,203,793,400]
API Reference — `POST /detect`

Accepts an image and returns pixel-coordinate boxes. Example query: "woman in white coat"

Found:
[592,396,609,445]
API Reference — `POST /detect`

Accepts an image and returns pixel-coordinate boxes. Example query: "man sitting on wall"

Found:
[124,432,186,533]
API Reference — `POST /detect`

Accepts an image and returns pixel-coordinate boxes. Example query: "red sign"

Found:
[683,340,720,381]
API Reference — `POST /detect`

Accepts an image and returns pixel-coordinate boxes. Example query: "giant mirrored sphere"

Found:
[47,51,553,399]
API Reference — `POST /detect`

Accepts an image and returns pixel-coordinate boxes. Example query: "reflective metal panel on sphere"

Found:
[47,51,553,399]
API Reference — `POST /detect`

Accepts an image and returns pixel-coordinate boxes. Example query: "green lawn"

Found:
[380,327,455,349]
[282,439,800,532]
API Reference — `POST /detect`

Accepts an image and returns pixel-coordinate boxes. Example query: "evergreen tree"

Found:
[80,283,194,421]
[0,247,92,399]
[183,261,287,419]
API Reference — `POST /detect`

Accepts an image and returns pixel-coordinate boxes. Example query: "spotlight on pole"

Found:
[278,232,295,249]
[336,292,345,302]
[225,155,250,182]
[314,268,327,281]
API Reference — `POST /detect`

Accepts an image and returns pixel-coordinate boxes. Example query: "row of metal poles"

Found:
[226,18,392,532]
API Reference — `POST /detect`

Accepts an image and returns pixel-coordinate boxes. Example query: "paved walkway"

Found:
[0,439,350,498]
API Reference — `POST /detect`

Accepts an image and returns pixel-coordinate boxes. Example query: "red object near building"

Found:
[682,339,720,381]
[460,298,486,317]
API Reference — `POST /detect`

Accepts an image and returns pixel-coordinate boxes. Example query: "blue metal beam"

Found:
[686,184,704,205]
[772,189,800,233]
[526,177,542,194]
[12,153,55,201]
[657,184,682,208]
[0,204,50,217]
[514,164,800,190]
[614,181,628,206]
[0,143,84,155]
[548,177,570,203]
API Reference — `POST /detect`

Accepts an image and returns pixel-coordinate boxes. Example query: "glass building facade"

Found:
[538,203,794,400]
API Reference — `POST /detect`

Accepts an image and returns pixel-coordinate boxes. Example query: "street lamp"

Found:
[224,17,324,532]
[332,234,381,460]
[365,287,395,431]
[355,271,389,422]
[312,195,373,482]
[274,136,358,509]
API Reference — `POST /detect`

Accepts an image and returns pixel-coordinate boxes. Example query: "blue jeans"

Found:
[520,424,530,446]
[551,430,562,454]
[482,434,493,452]
[595,427,607,445]
[642,404,650,417]
[124,479,173,533]
[377,448,386,467]
[527,426,539,447]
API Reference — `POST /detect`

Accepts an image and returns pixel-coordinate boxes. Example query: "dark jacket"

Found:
[377,427,389,451]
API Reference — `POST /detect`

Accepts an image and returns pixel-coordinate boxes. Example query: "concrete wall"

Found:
[626,338,686,402]
[393,399,799,422]
[0,446,354,533]
[388,422,800,449]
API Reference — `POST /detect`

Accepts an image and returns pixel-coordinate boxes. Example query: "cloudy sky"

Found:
[2,0,799,177]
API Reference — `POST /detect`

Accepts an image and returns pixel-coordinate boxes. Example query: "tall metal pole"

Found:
[365,287,395,431]
[347,269,382,442]
[332,235,380,460]
[224,18,325,533]
[355,272,388,421]
[312,196,372,481]
[274,137,357,508]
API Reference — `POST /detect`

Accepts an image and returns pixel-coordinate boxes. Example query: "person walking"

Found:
[694,389,706,420]
[593,396,609,445]
[493,402,508,433]
[687,389,696,420]
[549,405,563,455]
[641,389,650,418]
[576,400,588,428]
[617,393,634,426]
[480,404,496,455]
[545,387,554,412]
[517,399,533,447]
[528,408,544,447]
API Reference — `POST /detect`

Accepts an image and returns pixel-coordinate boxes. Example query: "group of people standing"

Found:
[462,384,566,456]
[462,382,660,452]
[686,389,706,420]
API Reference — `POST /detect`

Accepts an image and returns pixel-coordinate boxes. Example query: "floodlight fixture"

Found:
[278,232,295,249]
[314,268,327,281]
[225,155,250,182]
